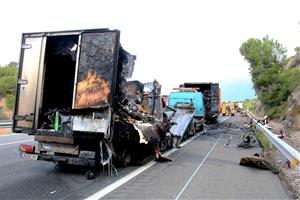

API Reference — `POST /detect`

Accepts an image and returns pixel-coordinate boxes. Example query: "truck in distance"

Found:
[180,82,221,123]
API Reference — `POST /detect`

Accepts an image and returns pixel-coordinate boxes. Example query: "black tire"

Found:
[54,162,68,170]
[188,122,196,136]
[120,149,131,167]
[86,171,95,180]
[211,116,218,124]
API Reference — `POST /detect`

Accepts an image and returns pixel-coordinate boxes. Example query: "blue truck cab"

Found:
[168,90,205,118]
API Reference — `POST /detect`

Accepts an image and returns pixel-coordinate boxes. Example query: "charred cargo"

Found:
[14,29,172,169]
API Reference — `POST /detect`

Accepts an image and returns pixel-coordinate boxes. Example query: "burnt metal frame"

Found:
[72,30,121,110]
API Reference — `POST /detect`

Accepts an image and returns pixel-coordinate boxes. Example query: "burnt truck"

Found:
[180,82,221,123]
[13,29,172,170]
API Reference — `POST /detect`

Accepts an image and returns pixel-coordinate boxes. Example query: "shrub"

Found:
[6,94,15,110]
[292,104,300,115]
[255,130,271,150]
[243,98,257,111]
[0,63,18,112]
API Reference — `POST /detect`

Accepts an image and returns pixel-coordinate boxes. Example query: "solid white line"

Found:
[174,134,223,200]
[85,132,199,200]
[85,161,156,200]
[0,139,34,146]
[219,116,230,123]
[0,133,24,137]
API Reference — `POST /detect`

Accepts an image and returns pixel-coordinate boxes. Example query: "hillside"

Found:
[240,35,300,155]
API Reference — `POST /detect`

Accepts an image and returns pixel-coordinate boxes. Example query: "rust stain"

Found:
[75,70,110,109]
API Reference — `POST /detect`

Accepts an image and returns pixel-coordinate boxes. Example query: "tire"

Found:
[188,122,196,136]
[120,149,131,167]
[54,162,68,170]
[86,171,95,180]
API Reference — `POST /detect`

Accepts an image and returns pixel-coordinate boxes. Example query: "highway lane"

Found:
[178,116,289,199]
[101,115,290,199]
[0,134,34,167]
[0,133,143,200]
[0,134,33,145]
[0,116,291,199]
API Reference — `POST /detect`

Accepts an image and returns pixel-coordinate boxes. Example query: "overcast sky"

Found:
[1,0,300,97]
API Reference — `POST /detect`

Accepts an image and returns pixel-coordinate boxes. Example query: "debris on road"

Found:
[237,133,256,148]
[239,156,269,170]
[224,136,234,148]
[239,154,279,174]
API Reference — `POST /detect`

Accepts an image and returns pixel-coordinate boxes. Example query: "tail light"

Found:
[19,144,35,154]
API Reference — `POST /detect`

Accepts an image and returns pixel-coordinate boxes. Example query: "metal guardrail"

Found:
[0,120,13,128]
[247,113,300,171]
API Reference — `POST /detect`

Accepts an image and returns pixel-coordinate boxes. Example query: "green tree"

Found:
[240,35,287,92]
[0,62,18,111]
[243,98,257,111]
[239,36,296,118]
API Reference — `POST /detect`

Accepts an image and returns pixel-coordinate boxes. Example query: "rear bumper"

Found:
[20,151,96,166]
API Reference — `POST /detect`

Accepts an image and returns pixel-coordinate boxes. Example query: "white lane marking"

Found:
[86,160,156,200]
[0,133,24,137]
[174,134,223,200]
[219,116,230,123]
[0,139,34,146]
[85,133,199,200]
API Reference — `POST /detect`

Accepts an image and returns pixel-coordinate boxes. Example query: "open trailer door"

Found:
[73,30,120,109]
[71,30,120,137]
[13,35,46,134]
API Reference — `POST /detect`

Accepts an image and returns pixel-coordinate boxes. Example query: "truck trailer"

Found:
[180,82,220,123]
[13,29,173,173]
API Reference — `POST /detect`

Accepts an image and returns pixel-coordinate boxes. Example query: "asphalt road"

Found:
[0,134,141,200]
[102,115,289,199]
[0,115,291,199]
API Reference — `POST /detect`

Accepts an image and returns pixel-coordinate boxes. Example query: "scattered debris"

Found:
[240,156,269,169]
[240,154,279,174]
[278,130,284,139]
[240,111,247,117]
[243,122,253,129]
[224,137,233,148]
[237,133,256,148]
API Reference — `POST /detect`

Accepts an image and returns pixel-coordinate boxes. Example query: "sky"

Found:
[1,0,300,101]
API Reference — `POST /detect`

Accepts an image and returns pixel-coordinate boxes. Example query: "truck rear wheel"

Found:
[118,148,131,167]
[188,122,196,136]
[85,170,95,180]
[54,161,68,170]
